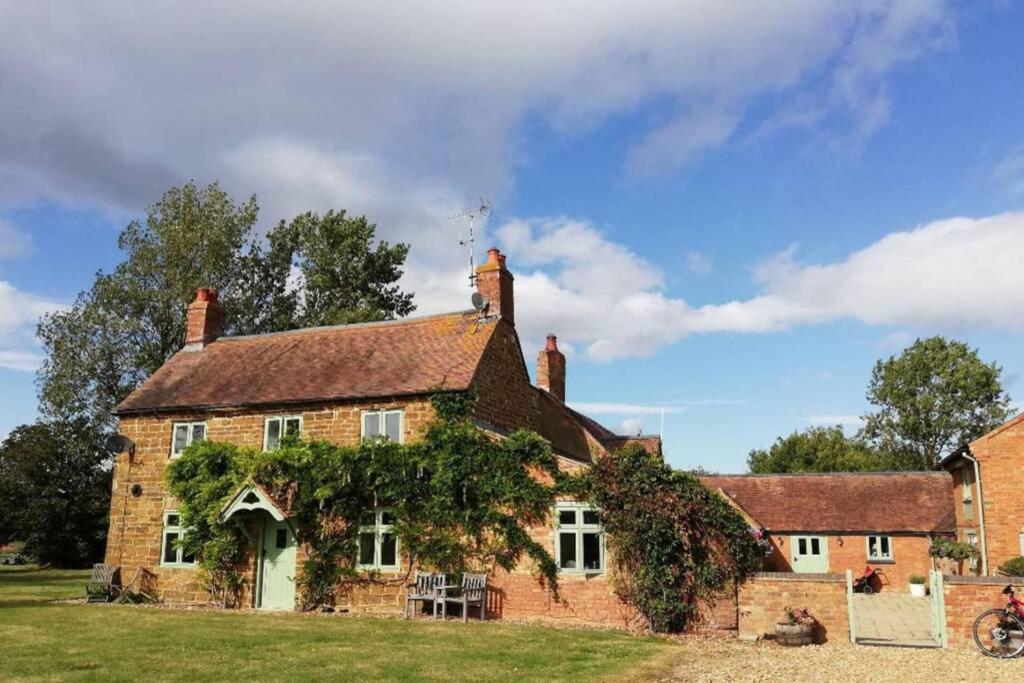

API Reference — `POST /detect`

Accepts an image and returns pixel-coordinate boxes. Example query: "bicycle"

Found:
[974,585,1024,658]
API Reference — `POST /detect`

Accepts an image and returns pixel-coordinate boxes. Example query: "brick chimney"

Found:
[475,247,514,325]
[184,287,224,349]
[537,334,566,402]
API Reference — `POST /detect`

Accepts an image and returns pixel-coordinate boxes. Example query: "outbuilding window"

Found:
[357,509,399,570]
[555,502,604,574]
[361,410,403,443]
[161,511,196,567]
[171,421,206,458]
[866,535,893,562]
[264,416,302,451]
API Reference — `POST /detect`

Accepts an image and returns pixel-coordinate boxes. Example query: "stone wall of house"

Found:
[470,319,541,435]
[971,418,1024,573]
[105,395,437,605]
[942,575,1024,649]
[737,572,849,643]
[762,534,935,589]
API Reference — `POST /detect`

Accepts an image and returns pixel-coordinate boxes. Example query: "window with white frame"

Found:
[171,421,206,458]
[263,416,302,451]
[867,535,893,562]
[357,509,399,570]
[161,511,196,567]
[361,409,403,443]
[962,467,975,520]
[1019,532,1024,557]
[555,502,604,574]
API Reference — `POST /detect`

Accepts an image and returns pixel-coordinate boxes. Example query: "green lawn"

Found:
[0,566,675,682]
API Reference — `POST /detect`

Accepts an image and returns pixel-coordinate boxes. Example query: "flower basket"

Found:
[775,607,815,646]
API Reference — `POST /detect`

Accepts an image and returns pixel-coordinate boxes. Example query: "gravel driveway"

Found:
[658,637,1024,682]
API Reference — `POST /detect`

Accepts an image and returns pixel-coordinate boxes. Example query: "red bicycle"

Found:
[974,585,1024,658]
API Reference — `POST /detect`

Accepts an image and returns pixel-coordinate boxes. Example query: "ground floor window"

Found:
[555,502,604,574]
[161,511,196,567]
[357,509,399,570]
[966,530,979,570]
[867,535,893,562]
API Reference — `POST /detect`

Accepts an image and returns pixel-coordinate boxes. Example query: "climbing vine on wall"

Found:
[165,391,562,608]
[572,444,762,633]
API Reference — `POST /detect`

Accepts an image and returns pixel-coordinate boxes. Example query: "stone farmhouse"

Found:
[105,248,654,622]
[103,244,1024,628]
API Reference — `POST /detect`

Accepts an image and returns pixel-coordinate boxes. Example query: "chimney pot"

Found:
[487,247,501,264]
[545,334,558,351]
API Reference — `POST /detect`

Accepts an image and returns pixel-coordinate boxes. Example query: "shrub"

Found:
[781,606,815,626]
[929,537,977,562]
[999,557,1024,577]
[908,574,926,584]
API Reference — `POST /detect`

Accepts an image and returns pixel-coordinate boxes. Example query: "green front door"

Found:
[259,519,297,610]
[791,535,829,573]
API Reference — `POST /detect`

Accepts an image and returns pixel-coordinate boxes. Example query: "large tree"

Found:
[0,421,111,567]
[861,336,1012,469]
[37,181,414,428]
[747,426,887,474]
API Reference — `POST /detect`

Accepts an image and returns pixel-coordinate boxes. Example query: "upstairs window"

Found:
[357,509,399,570]
[264,416,302,451]
[555,502,604,574]
[361,410,403,443]
[171,421,206,458]
[161,511,196,567]
[867,535,893,562]
[962,467,975,520]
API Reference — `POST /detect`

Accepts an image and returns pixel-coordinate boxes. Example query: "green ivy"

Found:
[166,391,561,609]
[929,537,978,562]
[574,444,762,633]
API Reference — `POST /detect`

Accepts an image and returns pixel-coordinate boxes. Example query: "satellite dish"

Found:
[471,292,489,312]
[105,434,132,454]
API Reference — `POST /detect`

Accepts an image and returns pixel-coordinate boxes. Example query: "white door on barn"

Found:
[790,535,829,573]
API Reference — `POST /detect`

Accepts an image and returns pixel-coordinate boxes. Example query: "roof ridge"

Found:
[217,309,481,342]
[702,470,948,478]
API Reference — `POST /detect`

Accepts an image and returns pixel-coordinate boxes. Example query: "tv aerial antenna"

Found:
[450,198,492,288]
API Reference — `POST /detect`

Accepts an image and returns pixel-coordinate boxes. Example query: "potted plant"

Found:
[908,574,927,597]
[775,607,815,646]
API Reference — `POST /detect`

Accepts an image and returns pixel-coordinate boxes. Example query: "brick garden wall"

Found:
[738,573,849,644]
[942,575,1024,649]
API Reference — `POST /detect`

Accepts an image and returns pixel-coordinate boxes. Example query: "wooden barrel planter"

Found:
[775,622,814,646]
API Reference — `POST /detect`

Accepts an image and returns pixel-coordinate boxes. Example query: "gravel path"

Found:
[659,637,1024,682]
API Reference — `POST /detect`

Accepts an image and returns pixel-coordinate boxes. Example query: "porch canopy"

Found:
[218,482,288,523]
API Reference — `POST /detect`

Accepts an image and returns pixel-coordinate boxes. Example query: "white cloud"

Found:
[686,251,713,276]
[617,417,646,436]
[807,414,865,427]
[570,402,686,416]
[0,280,63,372]
[496,211,1024,361]
[0,219,33,259]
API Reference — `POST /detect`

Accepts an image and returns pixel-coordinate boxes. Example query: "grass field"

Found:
[0,566,674,682]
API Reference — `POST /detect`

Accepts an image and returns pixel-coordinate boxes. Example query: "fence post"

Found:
[930,571,948,648]
[846,569,856,643]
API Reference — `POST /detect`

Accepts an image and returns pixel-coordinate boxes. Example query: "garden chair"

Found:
[439,573,488,622]
[85,563,122,603]
[113,567,157,604]
[404,571,446,619]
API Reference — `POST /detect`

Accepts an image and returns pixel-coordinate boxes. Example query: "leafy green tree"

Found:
[861,337,1012,469]
[0,421,111,567]
[747,426,887,474]
[37,181,414,428]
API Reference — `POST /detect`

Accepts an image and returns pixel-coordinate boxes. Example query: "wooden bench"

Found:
[405,571,446,619]
[85,563,121,603]
[439,573,488,622]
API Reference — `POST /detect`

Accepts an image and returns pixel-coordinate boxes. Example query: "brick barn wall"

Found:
[972,419,1024,573]
[738,573,849,644]
[942,575,1024,649]
[763,534,934,589]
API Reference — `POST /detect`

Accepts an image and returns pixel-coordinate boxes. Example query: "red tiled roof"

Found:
[601,435,663,456]
[116,311,496,414]
[534,389,597,463]
[700,472,956,534]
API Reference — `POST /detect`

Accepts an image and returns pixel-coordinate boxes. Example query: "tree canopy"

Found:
[37,181,414,428]
[0,421,111,567]
[747,426,887,474]
[861,336,1012,469]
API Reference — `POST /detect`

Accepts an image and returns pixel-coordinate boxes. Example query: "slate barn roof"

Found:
[116,311,496,414]
[700,472,956,534]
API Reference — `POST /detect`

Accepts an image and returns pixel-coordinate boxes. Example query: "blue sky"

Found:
[0,2,1022,471]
